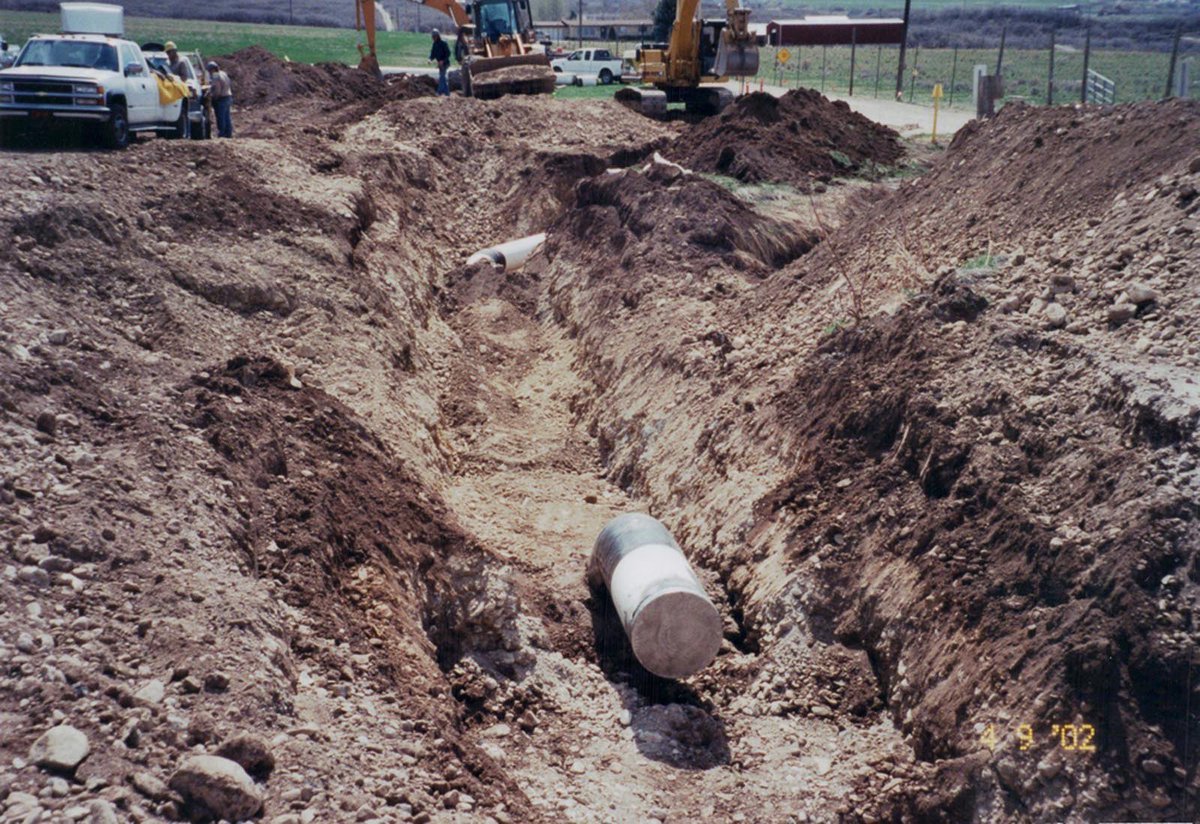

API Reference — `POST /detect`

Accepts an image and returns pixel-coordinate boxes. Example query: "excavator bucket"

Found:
[464,53,556,99]
[714,35,759,78]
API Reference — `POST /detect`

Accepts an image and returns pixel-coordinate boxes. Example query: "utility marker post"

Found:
[931,83,943,144]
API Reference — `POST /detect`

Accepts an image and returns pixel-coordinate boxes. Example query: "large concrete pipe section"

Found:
[588,513,723,679]
[466,233,546,271]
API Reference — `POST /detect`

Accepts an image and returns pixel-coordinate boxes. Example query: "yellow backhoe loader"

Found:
[354,0,555,98]
[616,0,759,116]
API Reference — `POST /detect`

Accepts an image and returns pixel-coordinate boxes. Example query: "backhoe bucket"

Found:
[465,53,556,99]
[714,37,759,78]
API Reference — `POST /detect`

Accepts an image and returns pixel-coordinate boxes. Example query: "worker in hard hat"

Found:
[429,29,450,97]
[164,41,193,82]
[207,60,234,138]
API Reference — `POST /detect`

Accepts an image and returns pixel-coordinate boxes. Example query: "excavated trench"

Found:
[4,64,1195,822]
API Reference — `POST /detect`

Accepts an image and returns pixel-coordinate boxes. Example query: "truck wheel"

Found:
[599,68,613,85]
[167,105,188,140]
[103,103,129,150]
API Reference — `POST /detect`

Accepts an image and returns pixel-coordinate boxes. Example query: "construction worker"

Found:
[164,41,193,82]
[207,60,234,138]
[429,29,450,97]
[454,26,469,65]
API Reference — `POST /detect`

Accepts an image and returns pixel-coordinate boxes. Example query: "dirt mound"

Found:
[218,45,435,107]
[543,157,817,289]
[666,89,904,188]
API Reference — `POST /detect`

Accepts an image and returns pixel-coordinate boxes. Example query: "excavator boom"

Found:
[617,0,759,116]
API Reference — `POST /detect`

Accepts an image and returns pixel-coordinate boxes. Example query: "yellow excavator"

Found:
[355,0,555,98]
[616,0,759,116]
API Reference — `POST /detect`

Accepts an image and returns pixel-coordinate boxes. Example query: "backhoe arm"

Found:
[406,0,470,28]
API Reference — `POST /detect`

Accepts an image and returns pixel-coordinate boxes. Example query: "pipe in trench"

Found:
[588,513,723,680]
[466,232,546,272]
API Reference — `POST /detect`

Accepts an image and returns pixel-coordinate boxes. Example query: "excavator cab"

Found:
[473,0,533,48]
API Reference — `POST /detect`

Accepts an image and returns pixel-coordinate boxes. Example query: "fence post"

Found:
[896,0,912,100]
[849,26,857,96]
[821,45,827,93]
[1165,23,1182,99]
[948,45,958,107]
[909,44,919,102]
[875,44,882,98]
[1081,25,1090,103]
[996,22,1007,77]
[1047,27,1056,105]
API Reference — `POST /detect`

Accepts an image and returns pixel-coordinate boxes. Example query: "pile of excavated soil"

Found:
[667,89,904,188]
[217,45,435,107]
[470,63,557,93]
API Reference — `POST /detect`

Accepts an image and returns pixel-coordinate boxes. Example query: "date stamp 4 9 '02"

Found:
[976,722,1097,753]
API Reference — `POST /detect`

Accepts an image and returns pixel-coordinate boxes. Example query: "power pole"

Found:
[1165,23,1182,99]
[894,0,911,100]
[578,0,583,48]
[996,22,1007,77]
[1081,25,1090,103]
[1047,27,1055,105]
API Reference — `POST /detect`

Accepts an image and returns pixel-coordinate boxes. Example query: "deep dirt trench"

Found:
[1,73,1197,824]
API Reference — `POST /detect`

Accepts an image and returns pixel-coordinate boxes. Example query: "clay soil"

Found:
[1,48,1198,824]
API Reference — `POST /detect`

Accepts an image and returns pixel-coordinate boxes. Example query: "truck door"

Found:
[119,43,155,123]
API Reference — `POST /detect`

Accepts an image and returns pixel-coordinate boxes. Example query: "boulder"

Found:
[29,725,90,772]
[169,755,263,821]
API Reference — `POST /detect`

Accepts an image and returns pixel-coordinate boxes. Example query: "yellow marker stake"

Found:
[931,83,944,144]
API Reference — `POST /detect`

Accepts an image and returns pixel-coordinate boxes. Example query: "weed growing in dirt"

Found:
[808,193,867,325]
[960,253,994,270]
[829,150,853,169]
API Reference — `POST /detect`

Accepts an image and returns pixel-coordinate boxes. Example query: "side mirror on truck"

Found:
[124,62,143,76]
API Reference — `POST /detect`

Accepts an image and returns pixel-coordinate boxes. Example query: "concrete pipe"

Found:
[588,513,723,679]
[466,232,546,272]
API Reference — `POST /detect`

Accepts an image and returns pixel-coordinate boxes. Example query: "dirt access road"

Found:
[1,52,1198,824]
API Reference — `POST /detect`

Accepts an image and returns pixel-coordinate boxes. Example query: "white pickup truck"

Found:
[549,48,624,85]
[0,3,186,149]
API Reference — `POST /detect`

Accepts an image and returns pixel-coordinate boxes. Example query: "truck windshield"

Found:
[16,40,118,71]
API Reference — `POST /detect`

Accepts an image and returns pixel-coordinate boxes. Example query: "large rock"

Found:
[169,755,263,821]
[216,733,275,780]
[1041,302,1068,329]
[29,725,90,772]
[85,799,120,824]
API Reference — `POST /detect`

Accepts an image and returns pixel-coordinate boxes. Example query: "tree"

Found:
[652,0,676,41]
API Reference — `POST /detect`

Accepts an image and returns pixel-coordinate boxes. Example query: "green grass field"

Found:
[0,10,431,66]
[3,8,1192,107]
[757,42,1198,108]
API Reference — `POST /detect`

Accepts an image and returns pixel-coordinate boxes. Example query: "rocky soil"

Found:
[1,53,1197,824]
